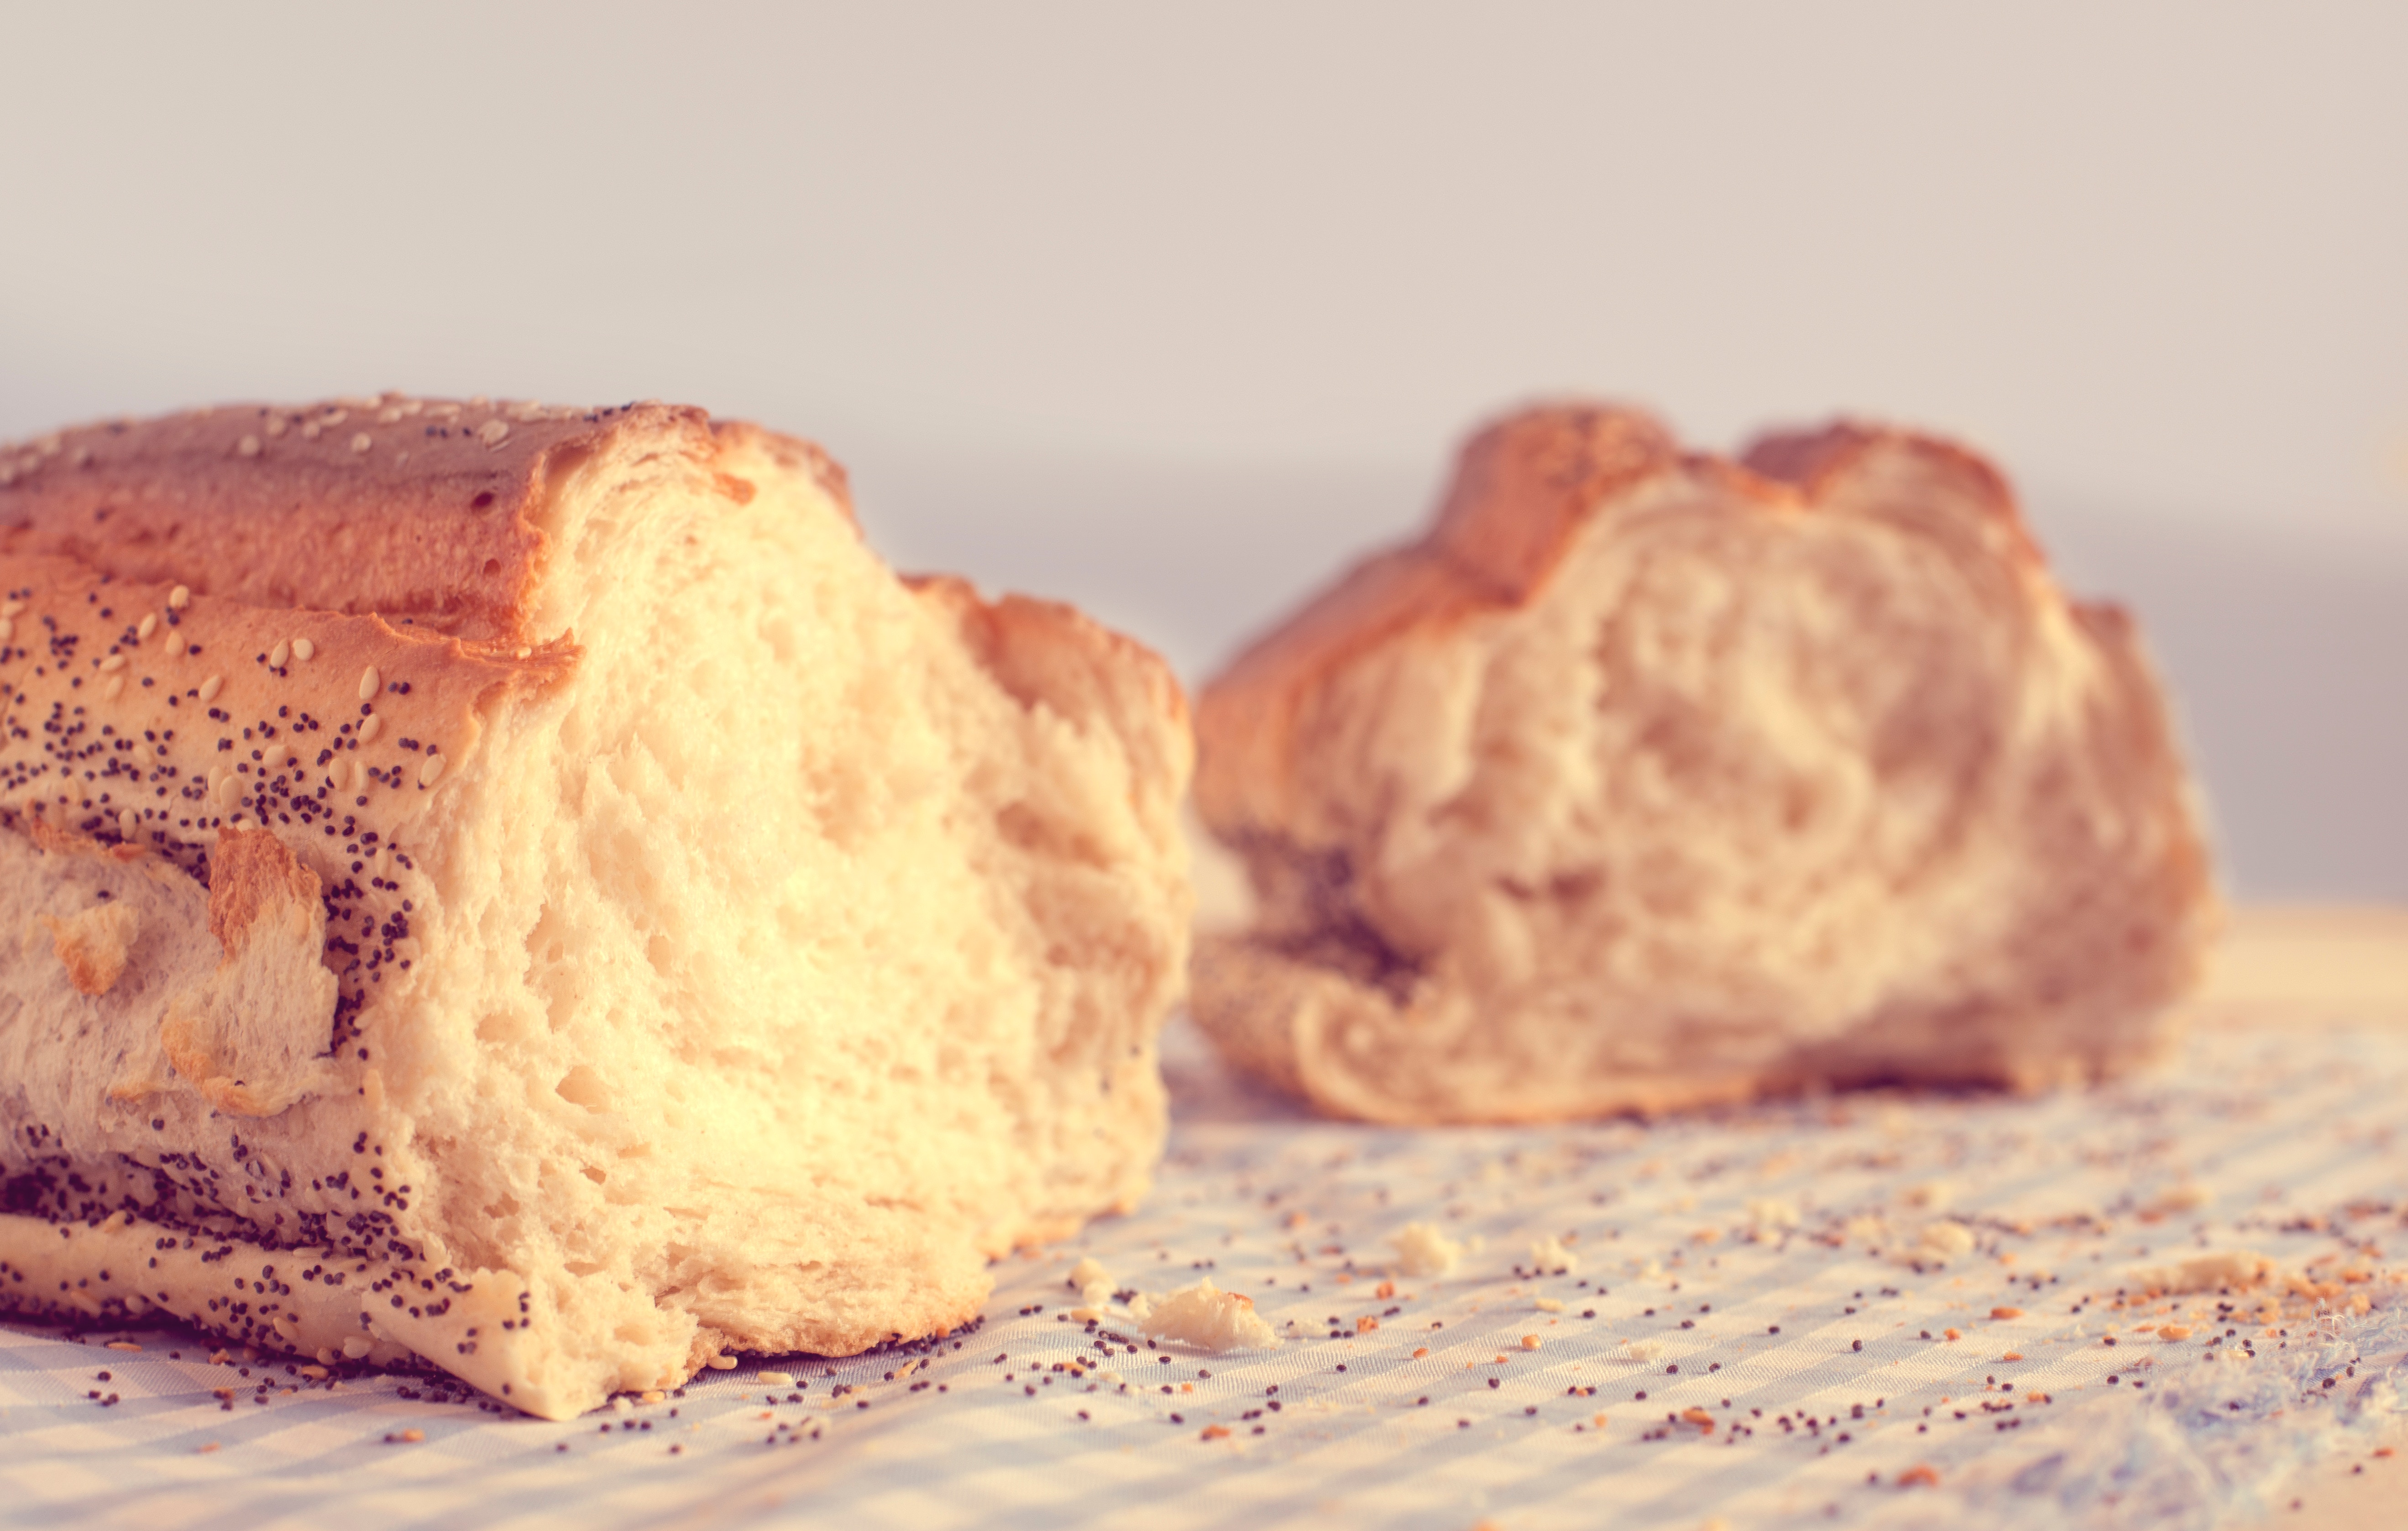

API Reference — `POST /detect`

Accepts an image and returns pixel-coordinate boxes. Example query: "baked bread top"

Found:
[1191,403,2214,1123]
[0,397,848,645]
[0,396,1192,1416]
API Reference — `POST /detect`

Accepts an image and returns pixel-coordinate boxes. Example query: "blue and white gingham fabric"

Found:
[6,1015,2403,1531]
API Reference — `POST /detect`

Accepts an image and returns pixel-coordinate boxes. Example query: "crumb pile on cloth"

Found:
[3,1017,2403,1531]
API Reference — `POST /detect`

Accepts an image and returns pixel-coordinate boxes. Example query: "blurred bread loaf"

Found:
[1191,404,2214,1123]
[0,396,1191,1416]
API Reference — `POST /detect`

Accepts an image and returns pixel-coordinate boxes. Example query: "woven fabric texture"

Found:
[5,1017,2403,1530]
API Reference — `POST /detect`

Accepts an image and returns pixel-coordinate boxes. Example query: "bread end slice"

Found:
[1192,404,2215,1124]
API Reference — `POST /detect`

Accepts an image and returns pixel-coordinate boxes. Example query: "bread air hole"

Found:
[555,1065,612,1112]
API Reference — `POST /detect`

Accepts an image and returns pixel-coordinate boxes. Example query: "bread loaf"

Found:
[1191,404,2214,1123]
[0,397,1191,1417]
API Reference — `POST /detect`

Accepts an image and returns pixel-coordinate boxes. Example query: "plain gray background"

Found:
[3,2,2402,898]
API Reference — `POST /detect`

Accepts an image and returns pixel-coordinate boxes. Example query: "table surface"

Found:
[2189,907,2408,1531]
[4,905,2403,1531]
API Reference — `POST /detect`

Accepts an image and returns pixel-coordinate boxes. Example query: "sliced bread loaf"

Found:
[0,397,1190,1416]
[1192,404,2213,1123]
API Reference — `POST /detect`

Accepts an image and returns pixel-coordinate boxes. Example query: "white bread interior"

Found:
[1191,405,2214,1123]
[0,399,1190,1417]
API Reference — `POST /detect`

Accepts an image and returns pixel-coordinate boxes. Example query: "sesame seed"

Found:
[0,618,13,643]
[103,676,125,701]
[377,406,405,424]
[99,654,127,673]
[269,640,291,668]
[356,713,382,745]
[0,600,22,618]
[236,435,262,458]
[479,419,510,448]
[359,666,380,702]
[301,421,321,441]
[198,675,224,703]
[218,776,243,808]
[118,810,139,839]
[264,416,288,438]
[418,754,447,788]
[349,433,372,454]
[138,613,157,640]
[292,637,315,661]
[169,585,191,610]
[323,408,348,425]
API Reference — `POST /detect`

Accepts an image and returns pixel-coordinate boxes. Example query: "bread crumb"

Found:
[1897,1464,1941,1488]
[1905,1181,1954,1211]
[1621,1339,1663,1362]
[1990,1306,2024,1321]
[1916,1222,1976,1260]
[1138,1278,1279,1353]
[1391,1223,1465,1277]
[2131,1250,2271,1295]
[1746,1198,1801,1232]
[1520,1335,1541,1352]
[40,904,140,997]
[1070,1257,1110,1291]
[1529,1236,1579,1275]
[2158,1325,2193,1342]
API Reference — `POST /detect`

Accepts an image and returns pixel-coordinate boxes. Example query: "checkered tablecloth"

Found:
[6,1015,2403,1530]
